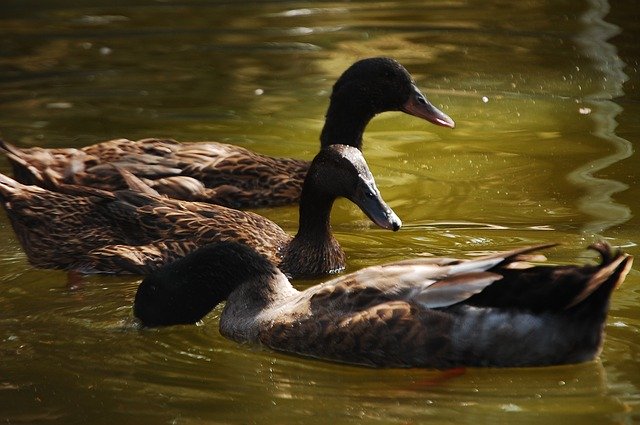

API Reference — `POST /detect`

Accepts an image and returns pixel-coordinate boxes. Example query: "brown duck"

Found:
[0,145,400,277]
[134,241,632,368]
[0,57,454,209]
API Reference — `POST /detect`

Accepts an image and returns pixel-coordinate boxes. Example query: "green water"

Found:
[1,0,639,423]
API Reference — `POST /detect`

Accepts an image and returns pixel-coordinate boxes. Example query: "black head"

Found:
[133,241,277,327]
[329,57,455,128]
[303,144,402,231]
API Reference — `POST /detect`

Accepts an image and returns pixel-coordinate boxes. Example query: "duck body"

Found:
[1,138,310,209]
[134,241,632,368]
[0,176,287,274]
[0,145,400,276]
[0,57,454,209]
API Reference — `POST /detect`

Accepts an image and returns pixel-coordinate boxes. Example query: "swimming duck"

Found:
[0,144,400,277]
[134,241,632,368]
[0,57,454,209]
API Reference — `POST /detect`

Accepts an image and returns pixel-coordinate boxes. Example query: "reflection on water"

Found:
[0,0,639,424]
[568,0,633,235]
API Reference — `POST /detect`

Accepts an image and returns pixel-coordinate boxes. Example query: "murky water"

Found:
[1,0,639,423]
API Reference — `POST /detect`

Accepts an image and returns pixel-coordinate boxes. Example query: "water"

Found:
[1,0,639,423]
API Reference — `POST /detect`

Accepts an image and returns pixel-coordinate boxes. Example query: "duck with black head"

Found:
[0,144,400,277]
[0,57,454,208]
[134,241,632,368]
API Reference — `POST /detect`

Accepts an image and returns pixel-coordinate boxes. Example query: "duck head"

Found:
[134,241,279,327]
[299,144,401,233]
[321,57,454,147]
[279,144,400,278]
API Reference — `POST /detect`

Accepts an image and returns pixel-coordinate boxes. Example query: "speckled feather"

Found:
[1,138,309,209]
[0,172,288,273]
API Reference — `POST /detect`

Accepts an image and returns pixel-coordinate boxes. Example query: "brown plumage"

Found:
[0,57,454,209]
[134,241,632,368]
[0,145,400,277]
[1,138,310,209]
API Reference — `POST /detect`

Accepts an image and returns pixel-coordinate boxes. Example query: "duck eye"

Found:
[417,95,427,105]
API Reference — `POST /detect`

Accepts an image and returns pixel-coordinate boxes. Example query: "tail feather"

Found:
[567,243,632,308]
[464,241,632,313]
[0,172,26,200]
[0,139,22,158]
[0,139,47,186]
[112,166,161,196]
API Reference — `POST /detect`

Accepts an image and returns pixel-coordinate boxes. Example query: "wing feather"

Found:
[310,244,558,311]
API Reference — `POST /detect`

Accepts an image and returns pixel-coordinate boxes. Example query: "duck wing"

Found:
[73,205,289,274]
[0,172,289,273]
[2,138,310,208]
[85,141,308,209]
[75,240,202,274]
[307,244,557,313]
[0,173,155,269]
[308,242,631,314]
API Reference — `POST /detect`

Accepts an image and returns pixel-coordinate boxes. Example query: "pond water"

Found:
[1,0,639,423]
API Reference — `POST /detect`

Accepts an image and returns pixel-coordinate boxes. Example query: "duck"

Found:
[0,57,454,209]
[133,241,632,368]
[0,144,401,277]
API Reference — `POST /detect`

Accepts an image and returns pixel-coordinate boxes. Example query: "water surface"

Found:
[1,1,639,424]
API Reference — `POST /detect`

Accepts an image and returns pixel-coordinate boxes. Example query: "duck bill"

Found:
[351,184,402,232]
[401,84,455,128]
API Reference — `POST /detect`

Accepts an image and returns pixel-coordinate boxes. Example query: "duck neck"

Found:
[320,96,375,149]
[220,271,298,343]
[279,188,346,278]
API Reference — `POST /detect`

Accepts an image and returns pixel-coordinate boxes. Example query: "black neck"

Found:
[296,185,334,239]
[279,187,345,278]
[319,95,376,149]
